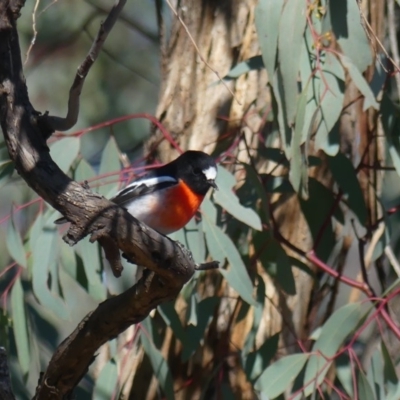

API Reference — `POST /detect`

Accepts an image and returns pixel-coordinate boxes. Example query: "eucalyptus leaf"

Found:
[255,353,309,397]
[6,216,27,269]
[303,302,369,396]
[141,318,175,400]
[213,166,262,231]
[11,277,30,376]
[255,0,284,79]
[49,137,80,173]
[93,359,118,400]
[278,0,307,126]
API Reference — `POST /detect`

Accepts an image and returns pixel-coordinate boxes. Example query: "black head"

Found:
[172,151,218,195]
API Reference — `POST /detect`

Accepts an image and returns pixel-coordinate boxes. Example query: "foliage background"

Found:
[2,0,400,399]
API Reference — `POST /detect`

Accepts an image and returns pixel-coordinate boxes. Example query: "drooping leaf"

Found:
[7,215,27,269]
[93,359,118,400]
[0,160,14,189]
[243,332,280,383]
[141,318,174,400]
[98,136,121,196]
[77,236,106,301]
[381,340,400,398]
[255,353,309,397]
[243,275,266,355]
[381,94,400,179]
[315,53,345,155]
[303,302,369,396]
[289,85,309,199]
[330,0,372,73]
[255,0,284,79]
[49,137,80,173]
[74,157,96,184]
[31,226,69,318]
[242,164,270,225]
[357,368,376,400]
[327,152,368,225]
[272,70,293,157]
[254,232,296,295]
[336,353,354,398]
[11,277,30,376]
[158,301,186,344]
[340,55,379,111]
[299,178,337,261]
[202,200,255,305]
[213,166,262,231]
[278,0,307,126]
[181,297,219,362]
[367,347,385,400]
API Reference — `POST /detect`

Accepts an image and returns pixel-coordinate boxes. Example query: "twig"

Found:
[24,0,40,65]
[40,0,127,132]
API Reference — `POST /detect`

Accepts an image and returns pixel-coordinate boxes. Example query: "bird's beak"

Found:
[209,180,218,190]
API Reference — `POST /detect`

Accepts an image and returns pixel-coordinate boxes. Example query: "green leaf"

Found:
[303,302,369,396]
[381,340,400,397]
[11,277,30,376]
[158,302,186,344]
[141,318,174,400]
[272,70,293,157]
[213,167,262,231]
[0,160,14,189]
[224,56,264,79]
[381,94,400,179]
[98,136,121,196]
[336,353,354,398]
[327,152,368,225]
[254,353,309,397]
[289,85,309,198]
[184,218,206,263]
[315,53,345,156]
[340,55,379,110]
[255,0,284,79]
[357,368,376,400]
[7,215,27,268]
[32,226,69,318]
[49,137,80,173]
[242,164,270,224]
[202,200,255,305]
[77,237,106,301]
[181,297,219,362]
[278,0,307,126]
[330,0,372,73]
[254,232,296,295]
[93,359,118,400]
[74,157,96,184]
[367,347,384,400]
[299,178,337,261]
[243,332,280,383]
[243,276,266,355]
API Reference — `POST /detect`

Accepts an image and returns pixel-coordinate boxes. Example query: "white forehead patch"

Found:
[203,166,217,181]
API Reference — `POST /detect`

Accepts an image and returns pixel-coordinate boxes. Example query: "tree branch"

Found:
[0,2,205,398]
[0,348,15,400]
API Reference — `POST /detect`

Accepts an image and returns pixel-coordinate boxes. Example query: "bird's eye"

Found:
[193,167,202,175]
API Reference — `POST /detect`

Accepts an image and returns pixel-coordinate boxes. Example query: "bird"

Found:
[55,150,218,234]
